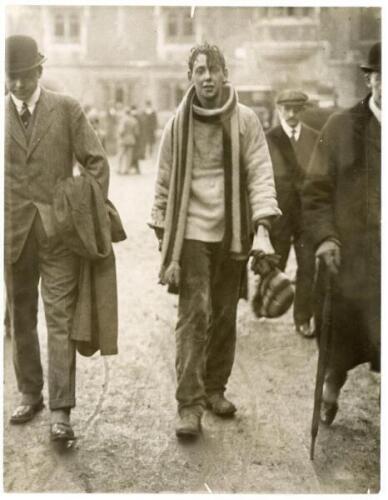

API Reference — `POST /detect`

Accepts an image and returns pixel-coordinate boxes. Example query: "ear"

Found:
[187,70,192,82]
[223,68,229,81]
[364,72,371,88]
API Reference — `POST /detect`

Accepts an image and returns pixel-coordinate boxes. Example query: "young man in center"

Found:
[150,43,280,438]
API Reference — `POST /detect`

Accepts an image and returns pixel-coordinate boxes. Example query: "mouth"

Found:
[13,90,27,98]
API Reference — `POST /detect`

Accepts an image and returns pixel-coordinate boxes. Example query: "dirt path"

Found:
[3,155,380,493]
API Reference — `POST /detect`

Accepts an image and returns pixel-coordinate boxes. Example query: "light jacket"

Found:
[150,103,280,232]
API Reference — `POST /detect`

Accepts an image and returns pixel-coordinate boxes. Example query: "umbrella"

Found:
[310,268,333,460]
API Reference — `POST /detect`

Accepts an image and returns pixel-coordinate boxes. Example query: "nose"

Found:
[203,68,211,80]
[14,79,23,89]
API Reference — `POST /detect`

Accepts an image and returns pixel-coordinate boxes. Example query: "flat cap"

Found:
[276,89,308,106]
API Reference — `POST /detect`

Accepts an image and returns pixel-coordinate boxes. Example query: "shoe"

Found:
[321,400,339,426]
[295,322,315,338]
[175,411,201,438]
[206,393,237,417]
[50,422,76,442]
[10,396,44,424]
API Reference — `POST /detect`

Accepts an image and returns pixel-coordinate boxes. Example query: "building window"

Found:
[262,7,313,18]
[183,12,194,36]
[165,8,194,40]
[115,86,124,105]
[167,12,178,37]
[53,10,81,43]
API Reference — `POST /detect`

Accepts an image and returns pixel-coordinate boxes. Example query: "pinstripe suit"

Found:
[5,87,109,409]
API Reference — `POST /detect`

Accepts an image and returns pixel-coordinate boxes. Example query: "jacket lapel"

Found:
[27,88,55,159]
[5,96,28,152]
[271,126,300,172]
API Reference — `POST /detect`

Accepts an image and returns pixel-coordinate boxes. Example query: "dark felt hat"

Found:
[276,89,308,106]
[5,35,46,74]
[360,42,381,73]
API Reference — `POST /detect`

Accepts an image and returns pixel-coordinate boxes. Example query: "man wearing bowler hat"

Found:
[4,35,109,440]
[303,42,381,424]
[266,90,319,338]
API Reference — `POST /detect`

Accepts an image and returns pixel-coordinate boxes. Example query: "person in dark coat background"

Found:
[266,90,319,338]
[302,42,381,425]
[143,99,158,158]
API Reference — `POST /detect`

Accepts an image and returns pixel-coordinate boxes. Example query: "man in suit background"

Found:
[5,35,109,441]
[117,106,140,175]
[266,90,319,338]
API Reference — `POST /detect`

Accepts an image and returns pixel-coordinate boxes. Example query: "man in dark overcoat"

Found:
[266,90,319,338]
[302,42,381,424]
[5,35,110,440]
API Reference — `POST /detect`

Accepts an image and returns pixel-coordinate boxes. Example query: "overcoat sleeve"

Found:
[68,97,110,198]
[240,106,281,225]
[149,116,174,229]
[302,115,340,249]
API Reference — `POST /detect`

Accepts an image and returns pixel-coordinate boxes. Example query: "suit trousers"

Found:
[5,214,79,410]
[271,221,316,326]
[175,239,245,415]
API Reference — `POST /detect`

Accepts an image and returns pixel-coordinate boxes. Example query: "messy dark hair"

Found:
[188,42,227,73]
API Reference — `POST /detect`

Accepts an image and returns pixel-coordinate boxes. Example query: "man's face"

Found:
[188,53,227,107]
[366,71,381,109]
[6,67,41,101]
[277,104,303,128]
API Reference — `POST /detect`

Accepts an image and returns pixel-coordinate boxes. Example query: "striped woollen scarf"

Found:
[159,83,251,288]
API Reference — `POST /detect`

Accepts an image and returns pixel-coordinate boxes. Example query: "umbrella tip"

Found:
[310,441,315,460]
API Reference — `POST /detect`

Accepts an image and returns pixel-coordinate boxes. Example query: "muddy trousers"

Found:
[175,240,245,415]
[5,215,79,410]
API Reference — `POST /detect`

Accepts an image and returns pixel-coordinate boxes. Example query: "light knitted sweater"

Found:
[185,119,225,241]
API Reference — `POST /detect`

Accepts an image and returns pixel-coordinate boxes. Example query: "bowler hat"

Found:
[276,89,308,106]
[5,35,46,74]
[360,42,381,73]
[252,268,294,319]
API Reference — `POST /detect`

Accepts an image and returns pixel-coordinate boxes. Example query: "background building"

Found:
[6,5,380,116]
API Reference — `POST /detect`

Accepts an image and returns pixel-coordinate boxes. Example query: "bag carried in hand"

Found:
[252,267,294,319]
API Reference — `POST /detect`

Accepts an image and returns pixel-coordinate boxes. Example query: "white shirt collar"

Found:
[280,118,302,141]
[369,96,381,124]
[11,85,41,115]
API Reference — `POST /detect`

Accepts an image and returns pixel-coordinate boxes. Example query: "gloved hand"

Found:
[250,225,280,276]
[316,239,341,275]
[153,226,164,252]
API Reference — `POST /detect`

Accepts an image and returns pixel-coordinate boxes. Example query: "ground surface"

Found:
[3,155,381,494]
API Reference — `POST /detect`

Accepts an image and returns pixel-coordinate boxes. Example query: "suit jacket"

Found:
[5,87,109,263]
[266,123,318,228]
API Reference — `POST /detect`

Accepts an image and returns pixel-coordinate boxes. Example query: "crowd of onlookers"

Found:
[85,100,158,174]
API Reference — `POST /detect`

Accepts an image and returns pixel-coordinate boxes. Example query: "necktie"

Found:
[21,102,31,129]
[290,128,297,143]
